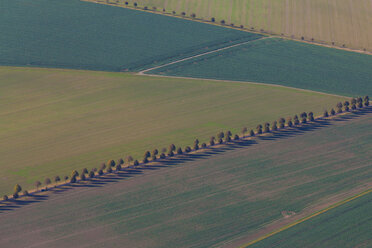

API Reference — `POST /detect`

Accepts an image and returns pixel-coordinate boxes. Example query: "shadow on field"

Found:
[0,194,48,213]
[1,107,371,213]
[258,119,332,141]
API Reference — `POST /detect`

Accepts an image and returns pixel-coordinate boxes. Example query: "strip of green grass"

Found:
[0,108,370,247]
[0,66,344,195]
[250,191,372,248]
[151,38,372,96]
[0,0,259,72]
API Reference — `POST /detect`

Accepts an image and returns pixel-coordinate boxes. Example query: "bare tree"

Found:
[256,124,263,134]
[126,156,134,164]
[242,127,248,137]
[54,176,61,185]
[264,123,270,133]
[271,121,278,131]
[210,136,215,146]
[44,178,51,190]
[35,181,42,190]
[287,117,293,127]
[250,130,255,136]
[177,147,183,154]
[308,112,314,121]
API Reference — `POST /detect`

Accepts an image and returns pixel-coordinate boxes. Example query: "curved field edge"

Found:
[0,108,371,248]
[248,189,372,248]
[149,38,372,97]
[0,0,260,72]
[0,66,345,195]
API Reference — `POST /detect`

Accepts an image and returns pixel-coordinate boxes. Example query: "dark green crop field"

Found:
[251,191,372,248]
[152,38,372,96]
[0,0,260,71]
[0,109,371,248]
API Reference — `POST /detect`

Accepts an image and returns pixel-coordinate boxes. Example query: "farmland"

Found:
[250,190,372,248]
[2,0,371,246]
[0,108,371,247]
[0,0,260,72]
[151,38,372,96]
[0,66,344,196]
[115,0,372,52]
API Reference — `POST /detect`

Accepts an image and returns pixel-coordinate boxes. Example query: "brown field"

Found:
[108,0,372,52]
[0,108,371,248]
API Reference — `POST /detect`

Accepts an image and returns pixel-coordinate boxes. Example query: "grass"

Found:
[151,38,372,96]
[116,0,372,51]
[249,191,372,248]
[0,66,345,196]
[0,0,260,72]
[0,108,371,247]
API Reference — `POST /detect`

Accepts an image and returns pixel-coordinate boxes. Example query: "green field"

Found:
[117,0,372,51]
[2,0,371,246]
[250,191,372,248]
[0,0,260,71]
[151,38,372,96]
[0,109,371,247]
[0,67,344,196]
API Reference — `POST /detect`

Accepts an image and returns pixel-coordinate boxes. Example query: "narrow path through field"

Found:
[137,36,270,75]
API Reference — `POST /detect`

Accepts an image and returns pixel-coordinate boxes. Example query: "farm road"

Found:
[138,36,271,75]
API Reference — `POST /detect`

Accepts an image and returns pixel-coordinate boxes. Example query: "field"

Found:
[0,0,260,71]
[250,191,372,248]
[117,0,372,52]
[0,66,344,196]
[0,109,371,247]
[151,38,372,96]
[2,0,371,246]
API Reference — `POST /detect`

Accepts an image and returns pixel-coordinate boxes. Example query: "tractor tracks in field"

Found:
[231,186,372,248]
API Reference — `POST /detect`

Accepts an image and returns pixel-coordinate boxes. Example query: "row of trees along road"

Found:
[3,96,369,201]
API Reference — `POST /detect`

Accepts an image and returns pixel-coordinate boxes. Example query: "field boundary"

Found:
[82,0,372,56]
[2,107,369,205]
[137,37,269,75]
[239,188,372,247]
[138,73,348,98]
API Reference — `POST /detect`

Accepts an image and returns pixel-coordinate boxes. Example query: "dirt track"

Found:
[138,36,269,75]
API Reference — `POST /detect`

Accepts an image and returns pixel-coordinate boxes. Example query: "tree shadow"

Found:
[50,186,73,194]
[332,107,372,121]
[256,119,333,141]
[0,194,49,213]
[1,107,370,213]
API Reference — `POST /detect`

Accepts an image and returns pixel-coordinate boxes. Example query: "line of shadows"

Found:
[1,107,370,213]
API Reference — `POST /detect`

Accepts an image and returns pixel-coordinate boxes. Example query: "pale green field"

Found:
[114,0,372,51]
[0,67,344,195]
